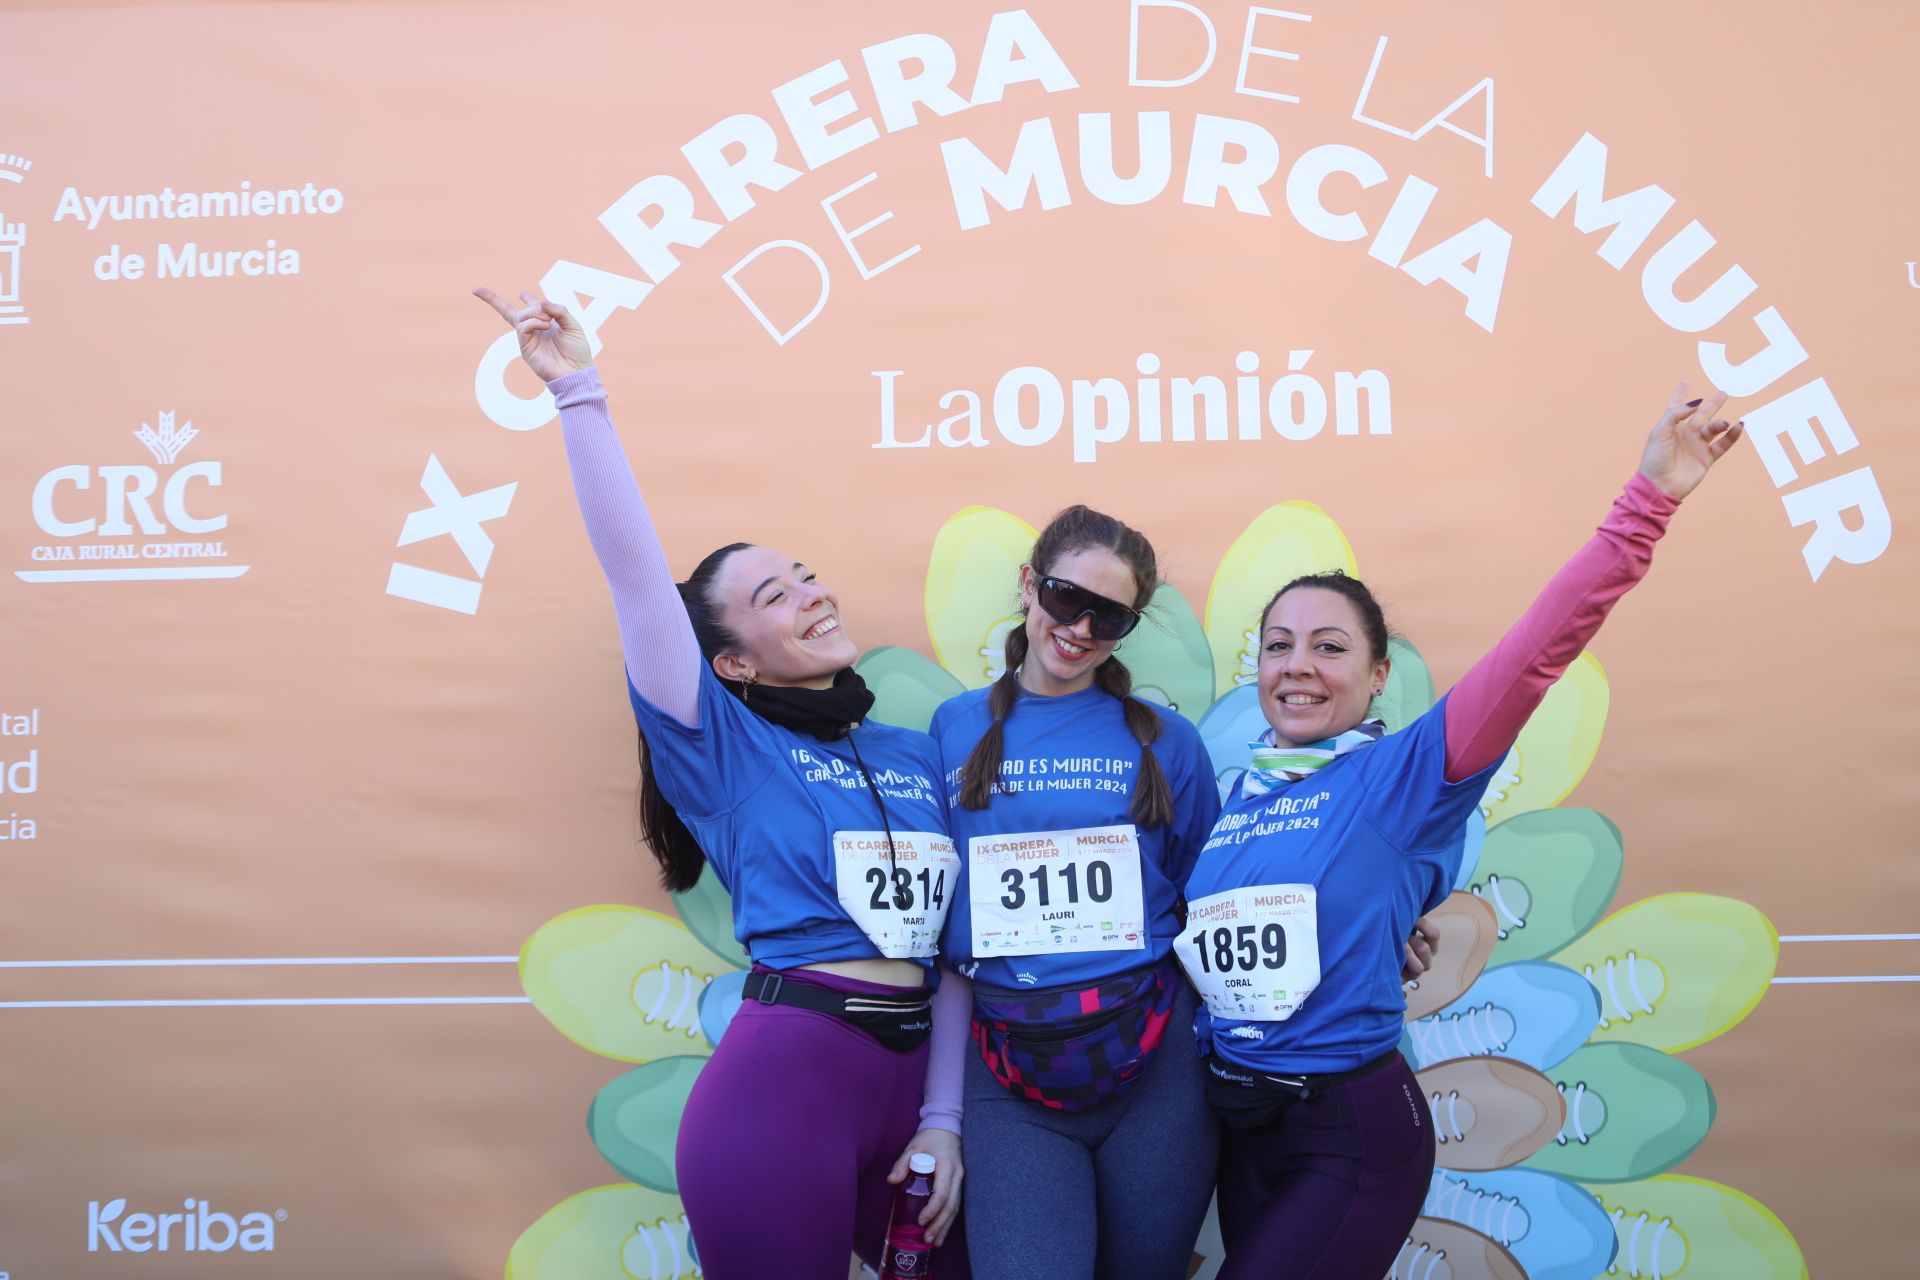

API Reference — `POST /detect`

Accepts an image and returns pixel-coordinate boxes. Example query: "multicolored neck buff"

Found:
[1240,720,1386,799]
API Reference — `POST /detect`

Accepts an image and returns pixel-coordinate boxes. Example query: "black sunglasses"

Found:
[1035,576,1142,641]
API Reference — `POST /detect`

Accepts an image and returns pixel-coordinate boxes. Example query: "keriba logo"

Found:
[87,1197,284,1253]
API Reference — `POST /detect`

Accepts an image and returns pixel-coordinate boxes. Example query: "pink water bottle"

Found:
[877,1152,937,1279]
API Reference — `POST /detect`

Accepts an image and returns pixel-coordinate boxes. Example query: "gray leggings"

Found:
[961,982,1222,1279]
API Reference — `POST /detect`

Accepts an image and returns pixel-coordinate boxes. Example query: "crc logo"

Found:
[18,409,248,583]
[87,1197,284,1253]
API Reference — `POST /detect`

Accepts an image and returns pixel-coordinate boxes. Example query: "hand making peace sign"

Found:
[473,286,593,383]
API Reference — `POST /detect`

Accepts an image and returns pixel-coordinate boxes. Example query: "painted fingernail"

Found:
[1686,398,1703,407]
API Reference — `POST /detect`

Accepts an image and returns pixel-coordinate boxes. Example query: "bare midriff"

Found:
[800,957,928,988]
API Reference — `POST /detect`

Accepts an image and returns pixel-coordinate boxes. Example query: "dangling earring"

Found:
[741,673,756,704]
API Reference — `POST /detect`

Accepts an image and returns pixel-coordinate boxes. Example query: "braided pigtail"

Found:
[958,624,1029,809]
[1094,655,1174,829]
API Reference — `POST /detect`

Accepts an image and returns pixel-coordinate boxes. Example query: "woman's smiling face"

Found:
[1017,546,1142,697]
[1257,585,1390,746]
[709,545,858,687]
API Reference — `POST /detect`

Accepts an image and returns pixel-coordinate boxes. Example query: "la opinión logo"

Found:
[87,1197,285,1253]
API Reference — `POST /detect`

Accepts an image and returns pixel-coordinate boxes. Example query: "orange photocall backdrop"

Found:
[1,2,1916,1276]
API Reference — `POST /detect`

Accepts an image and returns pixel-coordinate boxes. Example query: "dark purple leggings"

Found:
[1215,1052,1434,1279]
[675,972,971,1279]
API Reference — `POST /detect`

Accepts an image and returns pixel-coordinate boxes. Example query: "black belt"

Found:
[1204,1049,1403,1130]
[741,970,935,1053]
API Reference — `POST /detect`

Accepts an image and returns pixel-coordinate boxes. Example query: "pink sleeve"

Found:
[549,367,703,728]
[918,968,973,1136]
[1442,472,1681,782]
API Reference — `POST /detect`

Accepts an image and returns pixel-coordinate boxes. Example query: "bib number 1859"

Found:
[1185,921,1287,975]
[1173,883,1320,1021]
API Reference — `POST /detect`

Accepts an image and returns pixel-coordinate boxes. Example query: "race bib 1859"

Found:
[968,824,1147,958]
[833,830,960,959]
[1173,884,1320,1020]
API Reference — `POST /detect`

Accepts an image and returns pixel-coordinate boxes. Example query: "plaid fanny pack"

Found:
[970,959,1179,1112]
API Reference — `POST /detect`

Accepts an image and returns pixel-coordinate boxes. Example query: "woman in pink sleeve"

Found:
[1177,387,1745,1278]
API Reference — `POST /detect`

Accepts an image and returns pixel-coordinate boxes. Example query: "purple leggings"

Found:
[676,971,971,1279]
[1215,1052,1433,1279]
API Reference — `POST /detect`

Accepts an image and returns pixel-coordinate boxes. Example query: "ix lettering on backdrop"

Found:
[395,4,1888,616]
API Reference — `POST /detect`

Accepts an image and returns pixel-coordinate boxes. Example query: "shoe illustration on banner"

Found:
[1450,804,1487,891]
[1422,1167,1617,1280]
[697,969,747,1048]
[1549,893,1778,1053]
[1195,682,1267,797]
[1406,961,1601,1073]
[1587,1175,1808,1279]
[1199,500,1358,701]
[668,865,751,972]
[506,1184,700,1280]
[1416,1056,1566,1171]
[1523,1043,1715,1183]
[923,505,1036,688]
[588,1057,709,1193]
[1403,891,1499,1020]
[1464,808,1625,963]
[1375,634,1437,735]
[521,905,729,1062]
[1477,654,1609,829]
[1389,1217,1528,1280]
[1110,580,1214,715]
[853,644,967,735]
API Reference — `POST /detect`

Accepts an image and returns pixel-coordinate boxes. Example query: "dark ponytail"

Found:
[956,505,1174,828]
[638,542,753,893]
[1096,654,1175,830]
[957,624,1029,811]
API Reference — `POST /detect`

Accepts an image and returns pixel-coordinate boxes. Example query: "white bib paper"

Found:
[833,830,961,960]
[1174,884,1321,1021]
[968,824,1148,958]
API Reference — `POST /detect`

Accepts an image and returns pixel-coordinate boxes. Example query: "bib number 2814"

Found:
[834,830,960,960]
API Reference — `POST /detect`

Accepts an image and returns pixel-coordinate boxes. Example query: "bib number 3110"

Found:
[1173,884,1320,1021]
[969,824,1147,958]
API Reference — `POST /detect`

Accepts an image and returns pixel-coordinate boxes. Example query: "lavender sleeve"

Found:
[549,367,703,728]
[1442,472,1680,782]
[918,968,973,1136]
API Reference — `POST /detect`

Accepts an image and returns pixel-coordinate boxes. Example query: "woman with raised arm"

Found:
[474,288,972,1278]
[929,508,1224,1278]
[1177,388,1745,1278]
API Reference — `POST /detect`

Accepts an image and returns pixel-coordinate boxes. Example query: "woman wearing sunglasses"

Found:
[1179,388,1745,1277]
[928,507,1223,1278]
[474,288,972,1278]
